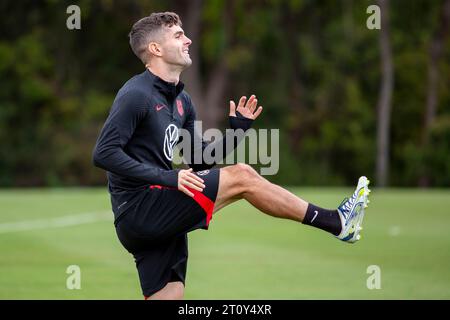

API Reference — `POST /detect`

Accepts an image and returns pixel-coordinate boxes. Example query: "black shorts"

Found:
[113,168,220,297]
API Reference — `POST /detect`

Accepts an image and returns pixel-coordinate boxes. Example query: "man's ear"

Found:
[148,42,162,57]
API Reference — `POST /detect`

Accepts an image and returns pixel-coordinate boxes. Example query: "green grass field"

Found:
[0,187,449,299]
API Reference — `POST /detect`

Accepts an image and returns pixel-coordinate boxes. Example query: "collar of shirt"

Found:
[145,69,185,101]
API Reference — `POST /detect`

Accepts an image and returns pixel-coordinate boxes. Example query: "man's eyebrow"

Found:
[174,30,184,36]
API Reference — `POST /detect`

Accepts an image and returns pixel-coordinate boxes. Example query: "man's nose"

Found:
[185,36,192,46]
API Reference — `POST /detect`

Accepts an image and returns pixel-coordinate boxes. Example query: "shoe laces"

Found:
[339,191,358,219]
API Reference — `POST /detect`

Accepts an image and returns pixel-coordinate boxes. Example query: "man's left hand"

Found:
[229,95,263,120]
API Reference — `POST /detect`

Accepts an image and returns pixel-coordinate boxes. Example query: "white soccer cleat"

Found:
[336,176,371,244]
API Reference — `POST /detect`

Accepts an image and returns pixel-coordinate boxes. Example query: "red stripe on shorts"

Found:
[186,187,214,226]
[147,184,177,190]
[147,185,214,226]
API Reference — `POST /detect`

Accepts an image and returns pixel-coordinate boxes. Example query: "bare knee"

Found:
[146,281,184,300]
[230,163,261,188]
[216,164,261,207]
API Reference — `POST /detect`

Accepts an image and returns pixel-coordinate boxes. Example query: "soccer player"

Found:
[92,12,371,300]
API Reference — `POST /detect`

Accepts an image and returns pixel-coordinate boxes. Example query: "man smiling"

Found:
[93,12,370,300]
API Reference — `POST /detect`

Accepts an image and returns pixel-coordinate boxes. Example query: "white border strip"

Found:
[0,212,111,234]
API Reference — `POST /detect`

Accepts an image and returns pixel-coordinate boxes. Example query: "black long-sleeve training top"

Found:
[93,69,252,194]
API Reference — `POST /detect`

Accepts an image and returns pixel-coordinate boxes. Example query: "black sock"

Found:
[302,203,342,236]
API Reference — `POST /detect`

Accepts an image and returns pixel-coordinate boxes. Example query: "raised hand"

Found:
[229,95,263,120]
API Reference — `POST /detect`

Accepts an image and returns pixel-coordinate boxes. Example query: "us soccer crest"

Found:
[176,99,184,116]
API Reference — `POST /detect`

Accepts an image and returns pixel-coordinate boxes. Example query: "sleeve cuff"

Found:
[229,112,253,131]
[162,169,180,188]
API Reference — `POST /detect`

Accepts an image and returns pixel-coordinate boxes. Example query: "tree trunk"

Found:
[176,0,205,120]
[177,0,231,130]
[375,0,394,187]
[420,0,450,186]
[422,0,450,143]
[282,5,304,154]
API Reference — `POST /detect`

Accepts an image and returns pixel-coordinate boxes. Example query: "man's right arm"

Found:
[92,91,179,187]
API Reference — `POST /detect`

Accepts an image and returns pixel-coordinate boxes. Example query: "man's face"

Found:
[158,24,192,69]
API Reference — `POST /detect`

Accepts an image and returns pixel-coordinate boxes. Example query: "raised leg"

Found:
[214,163,308,221]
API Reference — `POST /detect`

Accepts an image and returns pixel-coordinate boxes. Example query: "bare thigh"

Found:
[213,164,306,221]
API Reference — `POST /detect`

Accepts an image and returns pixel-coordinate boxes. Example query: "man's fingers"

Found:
[232,95,261,119]
[229,100,236,117]
[179,185,194,197]
[187,172,204,184]
[182,180,203,192]
[244,95,255,110]
[178,168,207,196]
[253,106,263,119]
[180,169,204,182]
[249,98,257,113]
[237,96,247,110]
[185,176,205,189]
[187,177,205,189]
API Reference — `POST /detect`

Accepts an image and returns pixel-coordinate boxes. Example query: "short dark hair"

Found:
[129,12,182,64]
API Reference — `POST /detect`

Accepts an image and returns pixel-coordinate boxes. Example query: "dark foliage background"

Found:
[0,0,448,187]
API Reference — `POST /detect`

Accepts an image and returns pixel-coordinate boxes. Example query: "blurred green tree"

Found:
[0,0,448,187]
